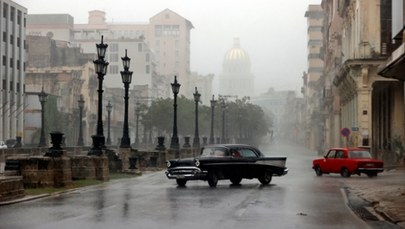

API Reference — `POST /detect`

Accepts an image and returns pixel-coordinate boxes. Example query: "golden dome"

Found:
[223,38,250,65]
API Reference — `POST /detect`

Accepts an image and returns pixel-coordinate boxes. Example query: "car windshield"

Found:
[201,148,228,157]
[349,150,372,159]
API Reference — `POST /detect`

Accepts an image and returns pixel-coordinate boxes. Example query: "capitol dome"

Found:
[219,38,254,97]
[223,38,251,68]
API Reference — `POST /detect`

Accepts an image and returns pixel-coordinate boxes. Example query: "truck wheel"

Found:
[207,172,218,187]
[258,170,272,185]
[176,179,187,187]
[340,167,351,178]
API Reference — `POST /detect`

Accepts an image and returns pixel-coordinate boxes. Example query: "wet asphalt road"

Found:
[0,140,369,229]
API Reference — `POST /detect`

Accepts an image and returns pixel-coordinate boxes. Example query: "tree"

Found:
[143,96,272,146]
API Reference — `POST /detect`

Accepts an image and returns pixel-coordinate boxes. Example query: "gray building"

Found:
[0,0,26,142]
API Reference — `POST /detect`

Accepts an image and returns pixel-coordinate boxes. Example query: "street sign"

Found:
[341,128,351,137]
[351,127,359,131]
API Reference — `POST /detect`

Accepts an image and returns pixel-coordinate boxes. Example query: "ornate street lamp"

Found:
[120,49,133,148]
[77,94,85,146]
[170,75,181,149]
[38,87,48,147]
[134,102,140,148]
[106,101,112,145]
[89,36,109,156]
[220,97,227,144]
[209,95,217,144]
[193,87,201,148]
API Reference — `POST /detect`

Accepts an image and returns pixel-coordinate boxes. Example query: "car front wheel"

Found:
[176,179,187,187]
[207,172,218,187]
[258,170,272,185]
[340,167,351,178]
[230,177,242,185]
[314,166,323,176]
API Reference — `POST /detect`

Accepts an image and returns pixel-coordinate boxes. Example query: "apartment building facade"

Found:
[0,0,26,142]
[317,0,404,162]
[304,5,324,151]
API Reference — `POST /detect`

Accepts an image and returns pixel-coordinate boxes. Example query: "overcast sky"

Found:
[14,0,321,96]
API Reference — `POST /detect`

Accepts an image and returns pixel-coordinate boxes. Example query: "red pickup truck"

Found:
[312,148,384,177]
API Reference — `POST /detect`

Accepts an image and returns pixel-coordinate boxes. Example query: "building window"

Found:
[146,65,150,74]
[2,56,6,66]
[145,53,150,62]
[3,32,6,43]
[10,7,14,21]
[109,65,118,74]
[17,37,20,47]
[109,43,118,52]
[10,58,13,67]
[10,35,13,44]
[17,11,21,25]
[2,79,5,89]
[3,3,8,19]
[110,53,119,62]
[17,60,20,69]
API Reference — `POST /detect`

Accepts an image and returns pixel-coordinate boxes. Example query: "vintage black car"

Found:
[165,144,288,187]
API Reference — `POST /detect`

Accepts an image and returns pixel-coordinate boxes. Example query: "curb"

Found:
[343,187,404,229]
[0,194,49,206]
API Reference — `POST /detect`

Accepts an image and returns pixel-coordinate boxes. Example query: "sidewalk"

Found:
[344,166,405,228]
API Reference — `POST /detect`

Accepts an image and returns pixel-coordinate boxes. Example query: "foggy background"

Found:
[14,0,321,96]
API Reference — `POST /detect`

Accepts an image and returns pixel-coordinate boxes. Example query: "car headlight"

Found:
[166,161,171,168]
[195,159,200,167]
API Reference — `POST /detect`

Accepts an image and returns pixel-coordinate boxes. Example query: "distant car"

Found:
[165,144,288,187]
[312,148,384,178]
[0,141,7,149]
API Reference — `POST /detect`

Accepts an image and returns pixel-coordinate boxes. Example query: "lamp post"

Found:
[193,87,201,148]
[38,88,48,147]
[106,101,112,145]
[120,49,132,148]
[89,36,109,155]
[77,94,85,146]
[170,76,181,149]
[220,97,227,143]
[209,95,217,144]
[134,102,140,148]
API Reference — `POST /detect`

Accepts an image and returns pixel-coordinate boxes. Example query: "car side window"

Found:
[336,151,344,158]
[240,149,258,158]
[326,150,336,158]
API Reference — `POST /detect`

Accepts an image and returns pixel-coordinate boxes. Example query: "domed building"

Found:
[219,38,254,97]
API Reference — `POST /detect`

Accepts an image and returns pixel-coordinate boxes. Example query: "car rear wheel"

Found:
[258,170,272,185]
[314,166,323,176]
[207,172,218,187]
[176,179,187,187]
[340,167,351,178]
[230,177,242,185]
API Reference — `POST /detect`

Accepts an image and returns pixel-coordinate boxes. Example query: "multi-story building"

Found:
[318,0,403,162]
[24,35,97,146]
[219,38,254,98]
[26,9,195,98]
[304,5,324,151]
[378,0,405,161]
[0,0,26,142]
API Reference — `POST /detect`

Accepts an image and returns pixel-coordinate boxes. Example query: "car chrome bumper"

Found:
[165,166,208,180]
[282,168,289,176]
[356,168,384,173]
